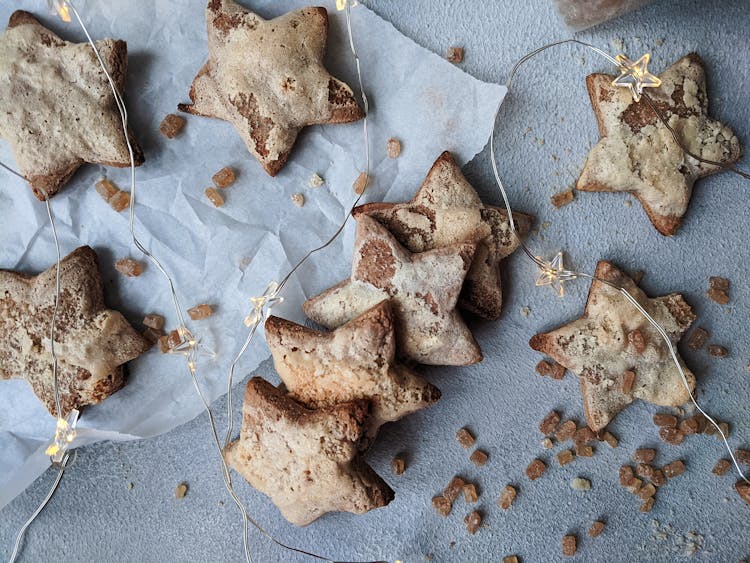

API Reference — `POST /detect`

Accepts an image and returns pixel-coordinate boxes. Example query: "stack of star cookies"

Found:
[226,150,533,525]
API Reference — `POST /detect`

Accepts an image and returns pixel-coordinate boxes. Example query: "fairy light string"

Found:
[490,39,750,485]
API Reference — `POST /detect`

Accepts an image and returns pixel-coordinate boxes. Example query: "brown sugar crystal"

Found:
[470,450,489,467]
[626,477,643,494]
[205,187,224,207]
[557,449,574,466]
[687,327,709,350]
[463,483,479,503]
[456,427,476,448]
[622,370,636,394]
[353,172,369,195]
[588,521,605,538]
[736,450,750,465]
[158,329,182,354]
[115,258,143,277]
[659,426,684,445]
[444,476,466,502]
[650,469,666,487]
[619,465,635,486]
[708,345,729,358]
[536,359,565,379]
[212,167,236,188]
[526,459,547,480]
[736,481,750,506]
[713,459,731,476]
[562,535,577,557]
[109,190,131,212]
[95,178,118,201]
[602,431,619,448]
[447,46,464,64]
[551,189,575,208]
[502,557,519,563]
[573,426,595,446]
[159,114,186,139]
[142,327,163,345]
[633,448,656,463]
[575,445,594,457]
[391,455,406,475]
[187,304,213,320]
[464,510,482,534]
[143,314,165,330]
[555,420,577,441]
[640,497,655,513]
[637,483,657,500]
[386,138,402,158]
[636,463,655,481]
[653,413,678,427]
[432,495,452,517]
[663,460,685,479]
[539,411,561,435]
[679,417,700,435]
[706,287,729,305]
[498,485,517,510]
[174,482,189,499]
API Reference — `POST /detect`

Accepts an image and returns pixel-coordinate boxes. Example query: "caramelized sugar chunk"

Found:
[526,459,547,480]
[456,427,476,448]
[95,178,118,201]
[188,304,213,320]
[551,189,575,208]
[447,46,464,64]
[115,258,143,277]
[109,190,131,212]
[464,510,482,534]
[663,460,685,478]
[562,535,577,557]
[498,485,517,510]
[205,187,224,207]
[212,167,236,188]
[159,114,186,138]
[353,172,369,195]
[386,138,402,158]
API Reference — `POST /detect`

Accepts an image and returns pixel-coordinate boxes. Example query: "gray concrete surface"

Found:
[1,0,749,561]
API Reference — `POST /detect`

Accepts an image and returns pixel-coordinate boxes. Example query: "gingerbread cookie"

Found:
[530,261,696,431]
[225,377,394,526]
[354,151,533,320]
[0,246,149,417]
[0,11,144,200]
[578,53,741,236]
[303,215,482,366]
[266,300,440,443]
[179,0,364,176]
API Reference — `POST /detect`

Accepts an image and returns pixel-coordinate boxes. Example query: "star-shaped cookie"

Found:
[225,377,394,526]
[578,53,742,236]
[178,0,364,176]
[0,246,149,417]
[354,151,533,320]
[266,300,440,444]
[303,215,482,366]
[0,11,144,200]
[529,261,696,431]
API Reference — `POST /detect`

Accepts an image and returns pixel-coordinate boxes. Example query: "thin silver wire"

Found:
[490,39,749,485]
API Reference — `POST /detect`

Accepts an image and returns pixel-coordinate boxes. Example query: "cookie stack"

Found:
[226,151,533,525]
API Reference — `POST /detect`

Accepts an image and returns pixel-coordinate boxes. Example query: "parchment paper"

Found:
[0,0,505,508]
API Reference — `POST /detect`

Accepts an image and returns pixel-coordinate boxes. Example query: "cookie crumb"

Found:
[570,477,591,491]
[588,521,605,537]
[498,485,517,509]
[143,314,165,330]
[391,455,406,476]
[127,482,134,490]
[109,190,131,212]
[187,304,213,320]
[212,167,236,188]
[663,460,685,478]
[707,277,730,304]
[557,449,574,466]
[447,46,464,63]
[159,114,186,138]
[708,345,728,358]
[115,258,143,277]
[551,189,575,208]
[463,483,479,503]
[205,187,224,207]
[520,306,531,317]
[470,450,489,467]
[526,459,547,480]
[386,138,402,158]
[633,448,656,463]
[713,459,731,476]
[456,427,475,448]
[539,410,561,435]
[95,178,118,202]
[541,437,554,449]
[687,327,709,350]
[174,482,189,499]
[562,535,577,557]
[291,193,305,207]
[353,172,369,195]
[309,173,324,188]
[464,510,482,534]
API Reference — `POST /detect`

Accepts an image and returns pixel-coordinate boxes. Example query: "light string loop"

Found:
[491,39,750,485]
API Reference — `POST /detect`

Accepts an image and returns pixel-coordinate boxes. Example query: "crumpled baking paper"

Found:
[0,0,505,509]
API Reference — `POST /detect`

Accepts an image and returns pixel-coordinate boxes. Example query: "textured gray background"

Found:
[1,0,749,561]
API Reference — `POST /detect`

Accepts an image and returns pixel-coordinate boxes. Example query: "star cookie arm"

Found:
[303,278,386,330]
[177,61,232,120]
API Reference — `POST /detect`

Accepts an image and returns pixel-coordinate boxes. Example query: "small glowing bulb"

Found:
[611,53,661,102]
[535,251,578,297]
[47,0,72,22]
[168,325,215,374]
[244,281,283,328]
[336,0,359,10]
[45,409,79,463]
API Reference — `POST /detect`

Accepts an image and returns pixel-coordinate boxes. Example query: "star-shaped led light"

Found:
[535,252,579,297]
[168,326,215,375]
[244,281,284,328]
[612,53,661,102]
[45,408,79,463]
[336,0,359,10]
